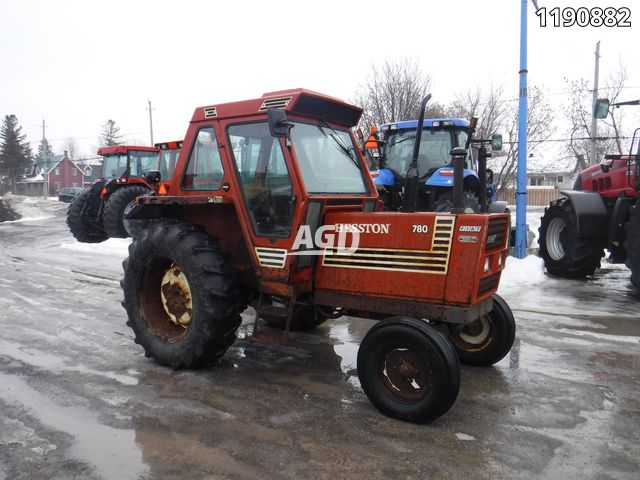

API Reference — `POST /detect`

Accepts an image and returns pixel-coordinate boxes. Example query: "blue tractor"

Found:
[369,118,503,213]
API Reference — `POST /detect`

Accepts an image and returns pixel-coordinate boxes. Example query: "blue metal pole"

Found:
[515,0,529,258]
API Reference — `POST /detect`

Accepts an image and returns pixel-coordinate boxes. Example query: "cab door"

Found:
[226,121,308,292]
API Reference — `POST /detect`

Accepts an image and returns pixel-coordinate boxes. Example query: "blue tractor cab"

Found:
[372,118,481,211]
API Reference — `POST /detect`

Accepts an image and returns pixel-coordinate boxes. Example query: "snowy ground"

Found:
[1,197,639,480]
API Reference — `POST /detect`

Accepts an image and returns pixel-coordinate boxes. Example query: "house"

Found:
[74,157,103,187]
[17,150,86,197]
[528,170,575,189]
[495,169,575,206]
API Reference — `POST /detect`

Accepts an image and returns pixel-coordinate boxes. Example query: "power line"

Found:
[503,135,634,145]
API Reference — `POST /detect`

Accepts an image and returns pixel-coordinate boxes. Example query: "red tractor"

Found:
[122,89,515,423]
[538,98,640,285]
[67,141,182,243]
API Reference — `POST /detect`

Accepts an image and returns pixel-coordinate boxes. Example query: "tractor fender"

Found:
[426,168,480,192]
[608,196,635,245]
[373,168,395,186]
[560,190,608,239]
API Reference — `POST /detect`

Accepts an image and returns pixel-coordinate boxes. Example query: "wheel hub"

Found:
[160,266,192,328]
[547,217,567,261]
[380,347,430,400]
[459,316,491,345]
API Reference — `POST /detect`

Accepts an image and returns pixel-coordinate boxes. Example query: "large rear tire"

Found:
[66,189,107,243]
[121,221,243,369]
[446,294,516,366]
[103,185,151,238]
[357,317,459,423]
[538,197,604,278]
[623,204,640,287]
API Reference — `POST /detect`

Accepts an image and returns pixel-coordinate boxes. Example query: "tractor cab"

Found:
[380,119,475,179]
[370,119,480,211]
[155,140,183,183]
[97,145,160,181]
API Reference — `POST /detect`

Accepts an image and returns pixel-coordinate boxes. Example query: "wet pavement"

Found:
[1,212,639,479]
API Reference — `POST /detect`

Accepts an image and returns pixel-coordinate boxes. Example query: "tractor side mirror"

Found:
[491,134,503,151]
[267,108,294,138]
[594,98,610,119]
[145,170,161,184]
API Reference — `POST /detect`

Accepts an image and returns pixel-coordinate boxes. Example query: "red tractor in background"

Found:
[121,89,515,423]
[538,98,640,285]
[67,141,182,243]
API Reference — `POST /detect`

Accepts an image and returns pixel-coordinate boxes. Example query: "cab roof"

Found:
[191,88,363,127]
[97,145,159,156]
[381,118,470,130]
[155,140,183,150]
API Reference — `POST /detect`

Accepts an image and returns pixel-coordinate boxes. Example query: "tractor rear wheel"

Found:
[623,204,640,287]
[121,221,243,369]
[66,189,108,243]
[433,191,480,213]
[103,185,151,238]
[446,294,515,366]
[357,317,459,423]
[538,197,604,278]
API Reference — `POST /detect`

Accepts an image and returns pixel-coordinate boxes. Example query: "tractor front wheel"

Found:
[103,185,152,238]
[66,189,107,243]
[357,317,459,423]
[121,221,243,369]
[538,197,604,278]
[623,204,640,287]
[446,293,516,366]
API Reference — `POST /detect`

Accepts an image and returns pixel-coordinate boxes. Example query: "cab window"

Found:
[182,128,224,190]
[228,122,294,237]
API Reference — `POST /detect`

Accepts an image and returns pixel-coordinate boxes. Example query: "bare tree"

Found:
[488,85,555,193]
[353,58,436,130]
[63,137,82,159]
[100,119,123,146]
[449,84,509,140]
[600,66,627,155]
[563,66,627,172]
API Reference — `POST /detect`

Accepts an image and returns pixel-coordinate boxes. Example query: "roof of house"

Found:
[35,155,64,174]
[34,154,86,175]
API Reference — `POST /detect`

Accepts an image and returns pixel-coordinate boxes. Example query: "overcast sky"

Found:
[1,0,638,159]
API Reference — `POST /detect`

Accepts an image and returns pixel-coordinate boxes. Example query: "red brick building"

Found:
[18,151,86,196]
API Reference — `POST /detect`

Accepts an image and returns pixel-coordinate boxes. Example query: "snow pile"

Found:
[498,254,547,296]
[1,193,67,222]
[60,238,131,259]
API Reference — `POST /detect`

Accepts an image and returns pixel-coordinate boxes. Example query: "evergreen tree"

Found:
[100,119,123,146]
[37,139,55,158]
[0,115,33,189]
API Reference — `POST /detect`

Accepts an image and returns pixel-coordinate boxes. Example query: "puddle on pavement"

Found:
[502,338,593,383]
[0,338,138,385]
[0,372,147,479]
[327,317,376,390]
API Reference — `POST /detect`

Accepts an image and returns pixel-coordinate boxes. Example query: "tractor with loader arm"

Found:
[66,141,182,242]
[538,98,640,284]
[121,89,515,423]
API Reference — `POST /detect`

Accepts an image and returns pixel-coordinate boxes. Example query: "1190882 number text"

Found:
[536,7,631,27]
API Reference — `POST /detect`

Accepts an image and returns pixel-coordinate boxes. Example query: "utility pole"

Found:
[515,0,530,259]
[590,41,600,165]
[147,99,154,146]
[41,119,48,199]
